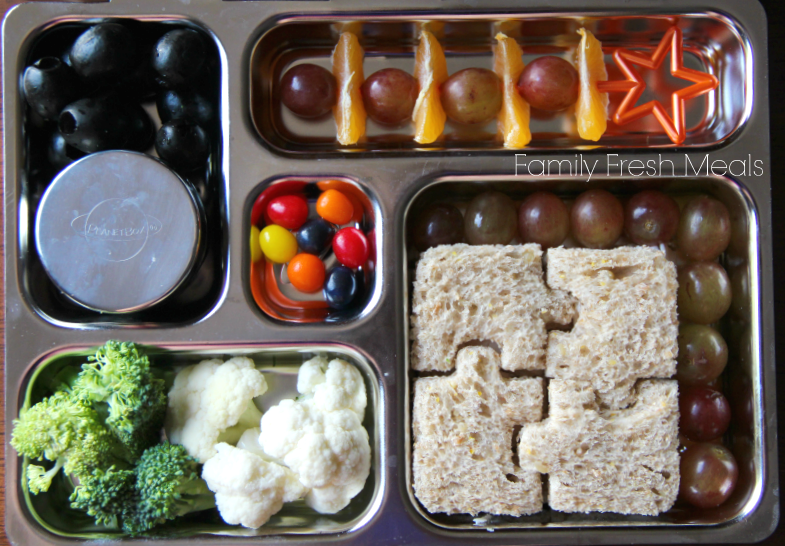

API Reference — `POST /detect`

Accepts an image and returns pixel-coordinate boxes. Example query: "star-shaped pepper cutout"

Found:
[596,26,719,145]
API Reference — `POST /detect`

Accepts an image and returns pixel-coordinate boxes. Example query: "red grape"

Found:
[441,68,502,125]
[518,191,569,249]
[624,190,680,245]
[464,191,517,245]
[676,195,731,261]
[678,262,732,324]
[516,56,579,112]
[676,324,728,385]
[280,64,337,118]
[679,386,731,442]
[413,203,464,251]
[361,68,418,126]
[571,189,624,249]
[680,443,738,508]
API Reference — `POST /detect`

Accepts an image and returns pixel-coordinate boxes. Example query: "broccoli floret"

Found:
[122,443,215,534]
[11,342,215,535]
[11,392,130,494]
[25,464,61,495]
[70,466,136,528]
[72,341,168,459]
[66,444,216,535]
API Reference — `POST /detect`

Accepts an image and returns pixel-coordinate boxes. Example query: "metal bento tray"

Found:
[1,0,776,545]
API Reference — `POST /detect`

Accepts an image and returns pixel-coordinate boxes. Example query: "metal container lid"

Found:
[35,151,203,313]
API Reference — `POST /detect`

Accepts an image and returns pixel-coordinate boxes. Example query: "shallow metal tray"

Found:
[18,344,383,539]
[2,0,776,544]
[403,174,764,530]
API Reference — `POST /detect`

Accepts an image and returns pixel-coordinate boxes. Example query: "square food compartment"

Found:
[250,13,751,154]
[246,175,381,323]
[14,17,228,328]
[11,343,383,540]
[403,174,765,531]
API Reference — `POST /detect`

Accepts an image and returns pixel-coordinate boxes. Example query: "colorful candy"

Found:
[333,227,369,268]
[287,253,326,293]
[267,195,309,230]
[296,218,335,255]
[251,181,372,314]
[251,181,307,227]
[250,225,262,263]
[316,189,354,225]
[324,266,358,309]
[259,225,298,264]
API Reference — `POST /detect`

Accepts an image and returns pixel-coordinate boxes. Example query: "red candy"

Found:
[267,195,309,230]
[333,227,369,269]
[250,180,307,228]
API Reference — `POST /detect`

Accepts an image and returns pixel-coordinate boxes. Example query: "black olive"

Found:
[58,97,133,153]
[155,120,209,171]
[70,23,138,83]
[125,103,155,152]
[152,29,207,88]
[60,47,73,67]
[110,54,157,101]
[156,88,214,125]
[22,57,81,121]
[47,131,85,170]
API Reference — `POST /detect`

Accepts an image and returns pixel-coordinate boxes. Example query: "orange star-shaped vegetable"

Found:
[596,26,718,145]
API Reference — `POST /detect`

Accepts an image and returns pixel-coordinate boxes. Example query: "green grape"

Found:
[676,195,731,261]
[676,324,728,385]
[678,262,732,324]
[441,68,502,125]
[464,191,517,245]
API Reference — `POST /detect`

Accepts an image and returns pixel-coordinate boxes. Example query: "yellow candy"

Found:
[250,226,262,263]
[259,225,297,264]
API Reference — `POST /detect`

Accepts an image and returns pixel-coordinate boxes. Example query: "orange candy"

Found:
[287,253,326,293]
[316,180,365,223]
[316,189,354,225]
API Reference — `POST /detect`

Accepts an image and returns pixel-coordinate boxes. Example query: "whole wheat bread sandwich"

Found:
[545,246,678,409]
[517,378,680,516]
[410,244,576,372]
[412,346,544,516]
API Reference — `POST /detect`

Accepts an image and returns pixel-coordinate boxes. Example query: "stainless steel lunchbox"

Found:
[3,0,776,544]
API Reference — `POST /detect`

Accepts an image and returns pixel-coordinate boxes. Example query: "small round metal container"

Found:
[34,150,204,313]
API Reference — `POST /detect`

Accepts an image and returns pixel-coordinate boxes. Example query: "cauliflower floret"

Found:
[202,443,305,529]
[236,427,267,458]
[166,357,267,463]
[259,356,371,514]
[299,356,366,417]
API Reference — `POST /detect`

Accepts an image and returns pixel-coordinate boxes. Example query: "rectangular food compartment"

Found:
[402,174,763,530]
[14,343,383,539]
[247,175,381,323]
[251,13,750,155]
[17,17,228,328]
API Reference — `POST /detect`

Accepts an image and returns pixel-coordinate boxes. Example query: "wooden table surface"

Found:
[1,0,783,544]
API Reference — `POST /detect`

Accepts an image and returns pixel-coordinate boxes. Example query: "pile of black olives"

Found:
[23,21,216,178]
